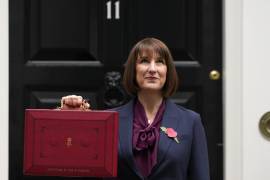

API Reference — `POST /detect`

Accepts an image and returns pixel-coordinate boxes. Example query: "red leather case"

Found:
[23,109,118,177]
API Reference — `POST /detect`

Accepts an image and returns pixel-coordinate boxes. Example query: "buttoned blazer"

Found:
[110,98,210,180]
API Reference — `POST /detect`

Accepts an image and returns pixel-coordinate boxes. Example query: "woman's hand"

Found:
[60,95,90,110]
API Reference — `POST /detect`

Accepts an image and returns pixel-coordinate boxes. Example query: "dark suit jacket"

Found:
[110,98,210,180]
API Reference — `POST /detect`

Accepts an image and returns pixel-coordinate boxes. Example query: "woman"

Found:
[61,38,210,180]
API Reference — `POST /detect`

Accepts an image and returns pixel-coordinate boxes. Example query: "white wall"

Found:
[225,0,270,180]
[0,0,9,179]
[242,0,270,179]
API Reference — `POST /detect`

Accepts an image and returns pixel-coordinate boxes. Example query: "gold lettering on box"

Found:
[47,168,90,173]
[65,137,72,148]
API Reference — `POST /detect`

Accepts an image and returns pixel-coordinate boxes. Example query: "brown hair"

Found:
[123,38,179,98]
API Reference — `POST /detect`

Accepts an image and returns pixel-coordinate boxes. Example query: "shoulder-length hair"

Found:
[123,38,179,98]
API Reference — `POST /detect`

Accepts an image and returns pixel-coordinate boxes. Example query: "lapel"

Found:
[154,99,179,169]
[118,99,143,179]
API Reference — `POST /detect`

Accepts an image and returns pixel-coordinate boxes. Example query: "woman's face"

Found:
[135,51,167,93]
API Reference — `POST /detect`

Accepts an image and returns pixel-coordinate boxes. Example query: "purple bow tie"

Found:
[134,126,158,151]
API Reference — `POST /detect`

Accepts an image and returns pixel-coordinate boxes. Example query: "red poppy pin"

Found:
[160,126,180,143]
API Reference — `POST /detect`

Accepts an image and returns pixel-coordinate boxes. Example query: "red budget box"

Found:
[23,109,118,177]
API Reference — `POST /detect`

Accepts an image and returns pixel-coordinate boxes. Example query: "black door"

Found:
[9,0,222,179]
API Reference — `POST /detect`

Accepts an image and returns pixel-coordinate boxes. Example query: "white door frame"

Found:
[224,0,243,179]
[0,0,9,179]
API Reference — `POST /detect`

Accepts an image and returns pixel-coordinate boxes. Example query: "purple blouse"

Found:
[132,99,165,177]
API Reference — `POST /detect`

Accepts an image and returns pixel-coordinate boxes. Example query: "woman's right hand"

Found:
[60,95,90,110]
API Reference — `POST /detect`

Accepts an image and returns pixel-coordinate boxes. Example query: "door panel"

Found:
[27,0,99,61]
[128,0,199,62]
[10,0,222,179]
